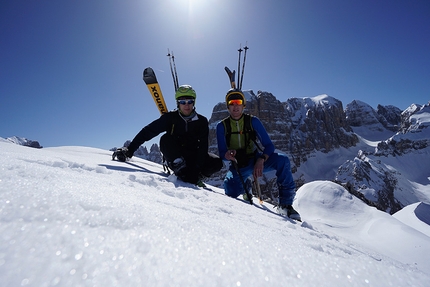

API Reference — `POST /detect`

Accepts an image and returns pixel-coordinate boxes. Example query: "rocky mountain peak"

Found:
[345,100,403,133]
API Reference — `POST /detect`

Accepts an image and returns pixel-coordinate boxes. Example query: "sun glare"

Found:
[171,0,209,14]
[168,0,216,40]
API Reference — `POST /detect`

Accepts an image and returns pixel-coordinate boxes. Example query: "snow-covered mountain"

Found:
[2,136,43,148]
[345,100,401,136]
[338,102,430,213]
[1,141,429,286]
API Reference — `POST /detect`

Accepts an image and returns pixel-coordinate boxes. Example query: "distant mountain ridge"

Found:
[1,136,43,148]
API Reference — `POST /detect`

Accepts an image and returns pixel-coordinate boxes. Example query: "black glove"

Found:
[112,147,130,162]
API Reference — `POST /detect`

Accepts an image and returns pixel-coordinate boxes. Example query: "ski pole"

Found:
[237,45,243,89]
[239,45,249,90]
[231,159,253,205]
[253,175,263,204]
[172,51,179,91]
[167,49,177,92]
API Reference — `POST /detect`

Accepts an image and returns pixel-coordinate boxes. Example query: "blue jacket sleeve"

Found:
[251,117,275,156]
[216,121,229,161]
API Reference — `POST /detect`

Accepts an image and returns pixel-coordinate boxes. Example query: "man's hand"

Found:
[253,157,264,178]
[225,150,236,161]
[112,147,129,162]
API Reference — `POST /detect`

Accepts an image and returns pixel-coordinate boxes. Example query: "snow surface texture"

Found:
[1,141,430,287]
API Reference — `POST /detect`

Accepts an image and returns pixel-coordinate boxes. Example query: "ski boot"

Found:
[277,205,301,222]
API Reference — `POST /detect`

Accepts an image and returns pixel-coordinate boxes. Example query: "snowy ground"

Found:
[1,141,430,287]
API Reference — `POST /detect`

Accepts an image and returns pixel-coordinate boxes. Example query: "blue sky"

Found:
[1,0,429,149]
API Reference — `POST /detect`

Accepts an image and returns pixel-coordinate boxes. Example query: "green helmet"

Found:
[175,85,197,100]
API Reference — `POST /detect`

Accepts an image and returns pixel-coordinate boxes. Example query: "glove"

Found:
[112,147,130,162]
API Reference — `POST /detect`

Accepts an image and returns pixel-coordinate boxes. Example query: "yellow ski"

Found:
[143,67,168,114]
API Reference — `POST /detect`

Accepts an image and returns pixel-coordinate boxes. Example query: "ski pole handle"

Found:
[225,150,236,162]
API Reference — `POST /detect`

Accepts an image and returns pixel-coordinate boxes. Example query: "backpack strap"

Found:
[243,114,254,145]
[244,114,264,153]
[222,116,232,147]
[222,114,261,151]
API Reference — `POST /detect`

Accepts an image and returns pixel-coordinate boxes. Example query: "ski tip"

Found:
[143,67,153,76]
[143,67,157,83]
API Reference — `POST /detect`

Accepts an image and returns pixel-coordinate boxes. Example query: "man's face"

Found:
[177,97,195,116]
[227,99,244,120]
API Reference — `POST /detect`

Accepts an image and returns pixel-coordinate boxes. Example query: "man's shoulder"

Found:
[216,115,232,126]
[247,114,261,123]
[157,110,175,118]
[216,118,225,127]
[163,110,180,120]
[244,113,258,119]
[166,110,178,116]
[195,112,208,121]
[242,113,261,125]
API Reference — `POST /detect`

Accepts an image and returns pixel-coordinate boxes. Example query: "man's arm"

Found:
[216,122,229,161]
[127,113,170,156]
[196,115,209,167]
[251,117,274,156]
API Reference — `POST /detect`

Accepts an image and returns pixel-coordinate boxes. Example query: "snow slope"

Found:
[1,141,430,286]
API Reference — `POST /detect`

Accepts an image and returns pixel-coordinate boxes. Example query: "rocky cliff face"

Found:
[284,95,358,164]
[345,100,402,133]
[376,104,402,131]
[375,102,430,157]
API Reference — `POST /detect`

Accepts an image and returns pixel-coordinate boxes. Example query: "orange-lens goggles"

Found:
[228,99,243,105]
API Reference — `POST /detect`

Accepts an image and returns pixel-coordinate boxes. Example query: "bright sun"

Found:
[171,0,209,14]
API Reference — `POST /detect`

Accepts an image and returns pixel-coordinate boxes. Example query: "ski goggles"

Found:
[177,99,195,105]
[227,99,243,106]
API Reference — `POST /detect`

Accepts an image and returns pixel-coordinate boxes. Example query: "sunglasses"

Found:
[177,99,195,105]
[228,99,243,105]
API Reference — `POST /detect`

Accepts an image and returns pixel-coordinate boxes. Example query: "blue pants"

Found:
[223,153,296,205]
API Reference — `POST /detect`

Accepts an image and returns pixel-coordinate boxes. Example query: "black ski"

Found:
[143,67,168,114]
[224,66,236,89]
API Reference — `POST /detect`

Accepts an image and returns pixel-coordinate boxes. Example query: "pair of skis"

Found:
[224,44,249,90]
[145,43,250,114]
[143,49,180,115]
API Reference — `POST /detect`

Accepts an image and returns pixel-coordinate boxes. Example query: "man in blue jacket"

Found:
[216,89,301,220]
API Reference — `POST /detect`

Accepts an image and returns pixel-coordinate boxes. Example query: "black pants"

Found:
[159,134,222,183]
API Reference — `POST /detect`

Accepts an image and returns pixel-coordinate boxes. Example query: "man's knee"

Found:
[224,174,243,198]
